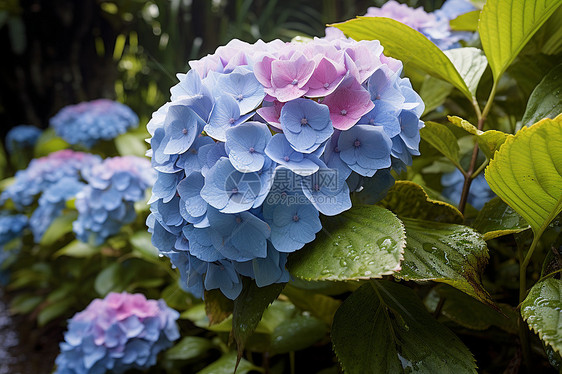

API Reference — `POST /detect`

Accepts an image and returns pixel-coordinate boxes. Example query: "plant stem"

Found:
[458,80,499,213]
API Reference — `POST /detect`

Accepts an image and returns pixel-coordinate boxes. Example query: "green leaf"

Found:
[521,278,562,353]
[444,48,488,96]
[479,0,562,81]
[485,116,562,236]
[450,10,480,31]
[379,181,464,224]
[10,294,43,314]
[197,352,261,374]
[331,17,473,100]
[521,63,562,127]
[165,336,214,361]
[473,197,530,240]
[94,262,122,296]
[425,285,518,333]
[54,240,99,258]
[270,314,328,355]
[395,218,493,304]
[420,121,462,169]
[38,298,75,326]
[287,205,405,281]
[204,289,234,326]
[129,231,159,262]
[419,76,453,115]
[282,284,341,325]
[114,132,148,157]
[232,280,285,357]
[332,281,477,374]
[34,128,69,158]
[8,17,26,55]
[40,211,78,246]
[447,116,509,159]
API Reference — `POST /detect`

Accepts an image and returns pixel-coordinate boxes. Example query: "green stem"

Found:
[471,159,489,179]
[519,235,541,302]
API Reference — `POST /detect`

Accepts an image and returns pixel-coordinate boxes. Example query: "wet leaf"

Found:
[521,278,562,353]
[395,218,493,305]
[332,281,477,374]
[473,197,530,240]
[379,181,463,224]
[479,0,562,81]
[287,205,405,281]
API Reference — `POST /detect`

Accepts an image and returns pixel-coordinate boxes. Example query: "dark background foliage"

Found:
[0,0,444,139]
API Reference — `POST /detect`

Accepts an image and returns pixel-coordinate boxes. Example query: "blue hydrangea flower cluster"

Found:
[0,150,101,209]
[50,99,138,148]
[5,125,42,154]
[147,36,424,299]
[441,169,495,210]
[0,214,28,285]
[326,0,476,51]
[55,292,180,374]
[73,156,155,245]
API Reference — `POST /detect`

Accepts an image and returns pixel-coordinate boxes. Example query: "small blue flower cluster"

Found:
[50,99,138,148]
[5,125,42,154]
[73,157,155,245]
[55,292,179,374]
[441,169,495,210]
[147,37,424,299]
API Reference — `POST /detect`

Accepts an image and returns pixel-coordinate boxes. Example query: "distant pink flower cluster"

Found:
[190,38,398,132]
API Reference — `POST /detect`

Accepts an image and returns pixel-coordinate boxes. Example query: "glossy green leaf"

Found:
[40,211,78,246]
[419,76,453,115]
[425,286,517,333]
[479,0,562,81]
[395,218,493,304]
[521,278,562,353]
[444,48,488,96]
[54,240,99,258]
[232,280,285,357]
[379,180,464,224]
[450,10,480,31]
[473,197,530,240]
[485,116,562,236]
[331,17,473,99]
[165,336,214,361]
[420,121,462,169]
[332,281,477,374]
[287,205,405,281]
[197,352,260,374]
[521,63,562,127]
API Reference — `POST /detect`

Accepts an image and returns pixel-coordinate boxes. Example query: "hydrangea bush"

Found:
[147,36,424,299]
[55,292,180,374]
[50,99,138,148]
[5,125,42,154]
[74,156,155,245]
